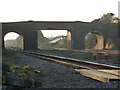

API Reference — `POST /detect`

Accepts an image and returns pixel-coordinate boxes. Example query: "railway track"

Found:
[13,49,120,70]
[47,48,120,55]
[10,49,120,82]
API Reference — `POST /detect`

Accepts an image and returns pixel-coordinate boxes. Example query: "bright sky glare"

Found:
[4,32,20,41]
[41,30,67,38]
[0,0,119,22]
[1,0,119,40]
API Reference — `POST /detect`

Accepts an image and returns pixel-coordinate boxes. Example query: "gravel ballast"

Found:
[34,49,119,66]
[16,53,119,88]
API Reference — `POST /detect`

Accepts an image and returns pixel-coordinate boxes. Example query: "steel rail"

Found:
[16,50,120,70]
[30,52,120,69]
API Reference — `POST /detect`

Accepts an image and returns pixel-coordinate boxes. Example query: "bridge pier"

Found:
[71,30,85,50]
[24,31,38,50]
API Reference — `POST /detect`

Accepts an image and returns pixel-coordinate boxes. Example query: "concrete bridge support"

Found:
[2,30,38,50]
[23,31,38,50]
[71,30,85,50]
[2,21,119,50]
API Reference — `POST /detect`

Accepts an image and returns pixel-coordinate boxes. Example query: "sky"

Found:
[1,0,119,40]
[4,32,20,41]
[4,30,67,41]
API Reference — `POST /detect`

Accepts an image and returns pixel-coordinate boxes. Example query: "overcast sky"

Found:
[2,0,119,40]
[0,0,119,22]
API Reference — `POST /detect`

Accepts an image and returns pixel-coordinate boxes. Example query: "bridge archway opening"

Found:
[4,32,24,50]
[85,32,104,50]
[37,30,71,50]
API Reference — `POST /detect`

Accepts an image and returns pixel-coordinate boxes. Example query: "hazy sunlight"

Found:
[4,32,19,41]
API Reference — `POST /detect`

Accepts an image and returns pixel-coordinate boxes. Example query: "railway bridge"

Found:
[1,21,118,50]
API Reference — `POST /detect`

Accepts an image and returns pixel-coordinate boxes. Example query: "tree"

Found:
[92,13,119,23]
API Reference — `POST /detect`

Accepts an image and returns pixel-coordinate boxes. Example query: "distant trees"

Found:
[92,13,119,23]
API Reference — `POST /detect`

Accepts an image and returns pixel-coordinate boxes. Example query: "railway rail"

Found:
[12,49,120,70]
[10,49,120,82]
[47,48,120,55]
